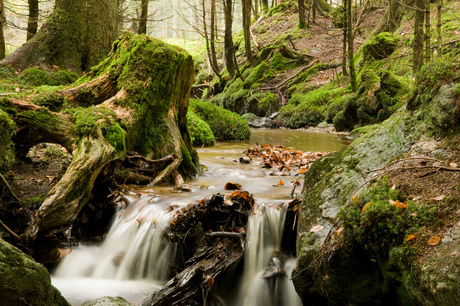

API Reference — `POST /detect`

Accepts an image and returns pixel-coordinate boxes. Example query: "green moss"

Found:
[0,109,15,173]
[271,53,286,71]
[31,92,66,111]
[189,99,250,141]
[187,111,216,147]
[64,106,117,137]
[362,33,400,62]
[244,61,269,89]
[103,122,126,154]
[18,67,78,86]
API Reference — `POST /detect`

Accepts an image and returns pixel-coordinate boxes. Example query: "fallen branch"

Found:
[250,59,319,103]
[0,173,23,204]
[0,219,21,241]
[204,231,246,239]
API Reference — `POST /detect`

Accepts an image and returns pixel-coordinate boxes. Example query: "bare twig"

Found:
[0,219,21,241]
[0,173,23,204]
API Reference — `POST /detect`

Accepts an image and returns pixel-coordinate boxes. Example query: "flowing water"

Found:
[52,129,349,305]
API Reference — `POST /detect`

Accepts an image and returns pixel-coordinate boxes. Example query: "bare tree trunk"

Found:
[202,0,222,79]
[0,0,4,59]
[437,0,442,57]
[424,0,431,63]
[342,2,348,76]
[312,0,317,22]
[138,0,148,34]
[224,0,236,78]
[210,0,219,72]
[413,0,425,76]
[27,0,39,41]
[298,0,307,29]
[242,0,252,60]
[347,0,357,91]
[262,0,269,12]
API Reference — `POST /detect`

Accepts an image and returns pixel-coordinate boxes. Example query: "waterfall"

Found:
[239,204,302,306]
[53,197,302,305]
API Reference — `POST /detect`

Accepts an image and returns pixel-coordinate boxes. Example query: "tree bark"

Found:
[436,0,442,57]
[347,0,357,91]
[298,0,307,29]
[138,0,149,34]
[0,0,5,59]
[342,2,348,76]
[424,0,431,63]
[1,0,119,72]
[242,0,253,60]
[1,33,199,243]
[27,0,39,41]
[262,0,269,12]
[224,0,236,78]
[413,0,425,76]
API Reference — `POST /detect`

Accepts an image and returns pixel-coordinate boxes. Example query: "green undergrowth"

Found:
[189,99,250,141]
[339,177,437,257]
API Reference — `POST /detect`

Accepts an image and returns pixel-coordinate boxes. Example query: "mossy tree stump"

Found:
[0,33,199,244]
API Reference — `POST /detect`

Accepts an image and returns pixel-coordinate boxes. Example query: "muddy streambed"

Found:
[52,129,350,305]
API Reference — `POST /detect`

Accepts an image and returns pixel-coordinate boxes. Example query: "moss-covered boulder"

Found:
[187,111,216,147]
[293,59,460,304]
[189,99,250,141]
[0,238,69,306]
[363,32,400,62]
[80,296,134,306]
[0,109,15,173]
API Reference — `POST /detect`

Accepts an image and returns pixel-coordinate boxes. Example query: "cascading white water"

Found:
[52,129,349,305]
[239,204,302,306]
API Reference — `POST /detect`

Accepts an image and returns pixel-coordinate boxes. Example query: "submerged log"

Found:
[0,33,200,246]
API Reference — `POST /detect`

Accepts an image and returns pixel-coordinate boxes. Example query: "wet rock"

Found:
[0,238,70,306]
[242,113,274,128]
[80,296,134,306]
[239,156,251,164]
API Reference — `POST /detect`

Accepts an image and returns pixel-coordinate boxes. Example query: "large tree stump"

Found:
[0,33,200,244]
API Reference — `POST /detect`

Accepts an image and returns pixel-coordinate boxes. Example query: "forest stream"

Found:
[51,129,350,305]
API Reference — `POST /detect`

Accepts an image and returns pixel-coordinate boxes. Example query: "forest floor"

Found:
[249,5,385,90]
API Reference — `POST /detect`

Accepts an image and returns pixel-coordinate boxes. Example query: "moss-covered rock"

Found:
[293,58,460,305]
[363,33,400,62]
[189,99,250,141]
[80,296,134,306]
[187,111,216,147]
[0,109,15,173]
[0,238,69,306]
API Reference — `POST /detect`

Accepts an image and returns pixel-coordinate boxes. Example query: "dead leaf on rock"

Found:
[310,225,324,232]
[433,195,445,201]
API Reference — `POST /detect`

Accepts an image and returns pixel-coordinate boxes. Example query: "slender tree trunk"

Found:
[27,0,39,41]
[437,0,442,57]
[262,0,269,12]
[202,0,221,79]
[312,0,317,22]
[210,0,219,72]
[424,0,430,63]
[298,0,306,29]
[138,0,148,34]
[413,0,425,76]
[253,0,259,18]
[224,0,235,78]
[242,0,252,60]
[347,0,357,91]
[342,2,348,76]
[1,0,119,72]
[0,0,5,59]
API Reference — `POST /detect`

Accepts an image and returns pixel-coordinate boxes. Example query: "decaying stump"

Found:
[0,33,200,245]
[141,191,254,305]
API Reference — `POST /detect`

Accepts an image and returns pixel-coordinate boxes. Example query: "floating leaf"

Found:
[310,225,324,232]
[299,168,307,174]
[333,226,344,238]
[427,236,440,246]
[406,235,416,242]
[394,200,407,208]
[278,179,284,186]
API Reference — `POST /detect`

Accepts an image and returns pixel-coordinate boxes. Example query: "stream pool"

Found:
[52,129,350,305]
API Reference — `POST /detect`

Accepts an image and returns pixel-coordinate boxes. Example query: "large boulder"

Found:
[293,71,460,304]
[0,238,69,306]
